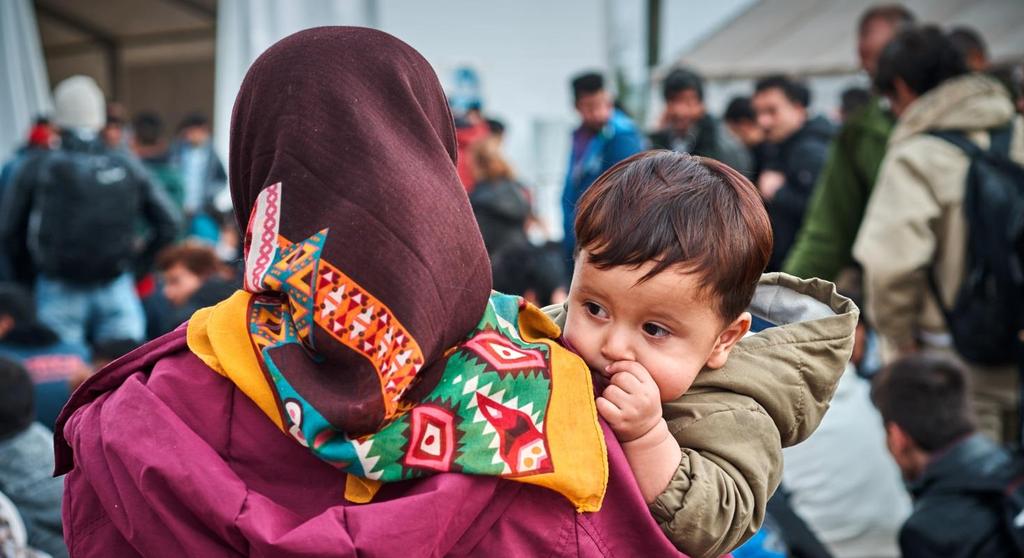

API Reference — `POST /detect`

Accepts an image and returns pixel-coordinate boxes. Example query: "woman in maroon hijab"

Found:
[54,27,685,557]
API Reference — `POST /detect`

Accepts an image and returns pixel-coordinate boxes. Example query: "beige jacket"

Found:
[545,273,856,557]
[853,74,1024,353]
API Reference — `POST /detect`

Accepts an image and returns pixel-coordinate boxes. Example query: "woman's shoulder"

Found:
[54,329,226,473]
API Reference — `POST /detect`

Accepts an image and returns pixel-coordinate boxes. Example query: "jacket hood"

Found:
[890,73,1015,144]
[701,273,856,446]
[545,273,856,448]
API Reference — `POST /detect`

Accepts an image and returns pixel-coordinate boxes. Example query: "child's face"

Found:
[562,251,749,401]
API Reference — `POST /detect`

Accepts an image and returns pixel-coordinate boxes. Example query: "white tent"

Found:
[675,0,1024,79]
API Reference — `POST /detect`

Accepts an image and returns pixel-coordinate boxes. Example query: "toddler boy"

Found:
[549,151,856,556]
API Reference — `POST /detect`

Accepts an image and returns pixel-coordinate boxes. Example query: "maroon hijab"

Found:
[228,27,491,435]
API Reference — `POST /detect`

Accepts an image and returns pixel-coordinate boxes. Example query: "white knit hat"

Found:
[53,75,106,131]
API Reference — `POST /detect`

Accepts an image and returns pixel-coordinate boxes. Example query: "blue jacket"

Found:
[561,110,645,269]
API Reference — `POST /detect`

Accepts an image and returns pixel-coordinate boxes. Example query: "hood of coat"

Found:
[707,273,857,447]
[890,73,1016,144]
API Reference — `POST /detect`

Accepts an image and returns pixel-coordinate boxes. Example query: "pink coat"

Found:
[55,327,687,557]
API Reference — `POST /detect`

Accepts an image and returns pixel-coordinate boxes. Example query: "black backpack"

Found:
[932,124,1024,552]
[926,125,1024,368]
[27,145,143,284]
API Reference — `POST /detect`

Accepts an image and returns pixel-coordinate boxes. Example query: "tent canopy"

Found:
[34,0,215,98]
[675,0,1024,79]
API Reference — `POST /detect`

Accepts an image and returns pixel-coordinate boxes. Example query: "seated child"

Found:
[546,151,857,557]
[0,357,67,558]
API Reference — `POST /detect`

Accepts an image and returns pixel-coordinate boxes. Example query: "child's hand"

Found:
[596,360,663,442]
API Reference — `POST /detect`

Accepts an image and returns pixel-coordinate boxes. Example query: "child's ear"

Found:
[705,312,751,369]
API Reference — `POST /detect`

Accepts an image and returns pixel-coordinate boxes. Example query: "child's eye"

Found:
[642,323,670,338]
[584,302,608,319]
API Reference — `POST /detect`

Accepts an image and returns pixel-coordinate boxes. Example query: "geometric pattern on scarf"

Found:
[236,182,598,498]
[245,183,425,420]
[249,287,556,482]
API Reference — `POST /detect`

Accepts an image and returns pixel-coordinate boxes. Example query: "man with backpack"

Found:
[871,353,1019,557]
[854,26,1024,444]
[0,76,180,346]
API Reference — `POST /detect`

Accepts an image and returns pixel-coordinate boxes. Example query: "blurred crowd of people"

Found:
[538,4,1024,558]
[0,2,1023,556]
[0,73,238,556]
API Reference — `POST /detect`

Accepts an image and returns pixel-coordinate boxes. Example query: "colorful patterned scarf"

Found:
[188,185,607,511]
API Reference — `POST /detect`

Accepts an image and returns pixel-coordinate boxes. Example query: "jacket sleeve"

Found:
[650,396,782,558]
[852,142,941,350]
[898,523,946,558]
[204,149,229,212]
[0,155,41,285]
[771,139,829,223]
[782,130,872,281]
[135,160,183,268]
[716,129,754,177]
[603,128,646,172]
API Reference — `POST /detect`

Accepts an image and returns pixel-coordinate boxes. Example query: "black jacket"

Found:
[469,178,530,257]
[0,131,181,285]
[762,116,833,271]
[649,114,753,176]
[901,433,1018,558]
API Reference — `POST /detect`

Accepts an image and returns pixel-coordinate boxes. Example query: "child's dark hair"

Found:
[575,150,772,321]
[870,353,976,452]
[0,357,34,439]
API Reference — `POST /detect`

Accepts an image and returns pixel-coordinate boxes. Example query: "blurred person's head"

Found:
[0,357,34,440]
[27,116,56,149]
[874,25,968,117]
[157,244,225,307]
[178,113,212,147]
[471,136,514,183]
[132,112,165,152]
[91,339,142,370]
[661,67,706,136]
[572,72,613,132]
[564,151,771,399]
[52,75,106,133]
[465,103,485,126]
[492,243,567,308]
[723,96,764,147]
[840,86,872,122]
[0,284,60,346]
[102,102,127,147]
[948,26,989,71]
[857,5,916,77]
[486,118,505,140]
[871,353,976,481]
[752,75,810,144]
